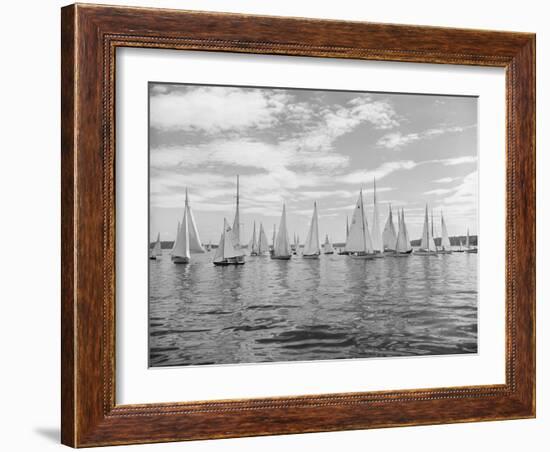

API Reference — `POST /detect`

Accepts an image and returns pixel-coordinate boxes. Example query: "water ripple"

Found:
[149,252,478,366]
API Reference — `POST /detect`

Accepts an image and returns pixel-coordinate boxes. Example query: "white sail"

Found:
[184,188,205,253]
[420,205,429,250]
[395,209,412,253]
[371,179,383,252]
[323,234,334,254]
[171,221,180,255]
[430,210,437,251]
[222,219,241,259]
[272,225,276,250]
[383,205,397,251]
[232,175,241,249]
[466,228,470,249]
[213,232,224,263]
[172,209,190,260]
[441,213,451,250]
[152,232,162,256]
[187,207,205,253]
[419,205,436,252]
[402,209,412,252]
[249,221,258,254]
[303,202,320,256]
[258,223,270,254]
[274,204,292,257]
[345,190,373,253]
[346,216,349,239]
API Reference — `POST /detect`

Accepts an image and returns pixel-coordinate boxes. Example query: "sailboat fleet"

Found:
[151,176,477,265]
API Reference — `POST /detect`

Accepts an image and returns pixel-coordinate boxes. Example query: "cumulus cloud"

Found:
[150,86,288,132]
[433,177,455,183]
[377,124,476,150]
[338,160,418,185]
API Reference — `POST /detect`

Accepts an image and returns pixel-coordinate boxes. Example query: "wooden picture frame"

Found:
[61,3,535,447]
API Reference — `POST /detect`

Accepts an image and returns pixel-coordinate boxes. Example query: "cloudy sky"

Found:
[149,82,477,245]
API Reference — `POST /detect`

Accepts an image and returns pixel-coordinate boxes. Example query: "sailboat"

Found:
[172,208,190,264]
[455,238,465,252]
[438,212,452,254]
[232,175,242,250]
[257,223,270,256]
[172,189,205,263]
[371,178,384,258]
[345,189,374,259]
[249,221,258,256]
[270,224,276,256]
[323,234,334,255]
[213,218,245,266]
[465,228,478,253]
[303,202,321,259]
[338,216,350,255]
[382,204,397,254]
[206,241,212,252]
[414,204,438,256]
[149,232,162,260]
[271,204,292,260]
[292,233,299,255]
[170,221,180,256]
[393,209,412,256]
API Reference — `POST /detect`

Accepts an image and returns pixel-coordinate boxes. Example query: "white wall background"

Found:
[0,1,545,451]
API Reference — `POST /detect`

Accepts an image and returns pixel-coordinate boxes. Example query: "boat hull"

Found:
[393,252,411,257]
[465,248,478,254]
[172,256,190,264]
[371,252,385,258]
[349,252,375,260]
[414,250,438,256]
[303,254,320,259]
[149,256,157,260]
[323,252,334,255]
[271,255,292,260]
[437,250,453,254]
[213,256,245,266]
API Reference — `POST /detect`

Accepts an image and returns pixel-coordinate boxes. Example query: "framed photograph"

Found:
[61,4,535,447]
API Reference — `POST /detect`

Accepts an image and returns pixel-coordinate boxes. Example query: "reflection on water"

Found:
[149,252,477,367]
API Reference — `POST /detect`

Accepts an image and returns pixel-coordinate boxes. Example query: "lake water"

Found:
[149,250,478,367]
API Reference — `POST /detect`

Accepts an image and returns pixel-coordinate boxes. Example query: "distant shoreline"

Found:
[150,235,478,249]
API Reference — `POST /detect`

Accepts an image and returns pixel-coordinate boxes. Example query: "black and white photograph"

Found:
[148,82,479,367]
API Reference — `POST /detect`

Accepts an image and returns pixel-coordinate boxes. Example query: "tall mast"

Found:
[360,189,366,252]
[232,175,240,247]
[431,208,434,240]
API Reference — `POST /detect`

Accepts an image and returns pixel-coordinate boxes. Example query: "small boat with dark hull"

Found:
[149,232,162,260]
